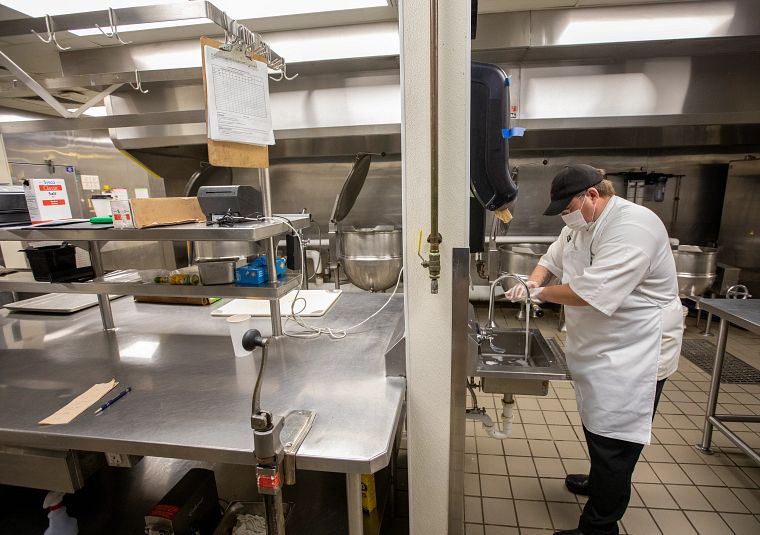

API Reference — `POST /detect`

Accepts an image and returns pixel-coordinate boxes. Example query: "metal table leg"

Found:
[697,318,729,454]
[89,240,114,330]
[346,472,363,535]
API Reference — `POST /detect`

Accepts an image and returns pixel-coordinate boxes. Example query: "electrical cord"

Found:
[204,212,402,338]
[261,215,403,340]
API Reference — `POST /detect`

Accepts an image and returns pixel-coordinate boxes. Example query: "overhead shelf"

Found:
[0,270,301,300]
[0,215,310,242]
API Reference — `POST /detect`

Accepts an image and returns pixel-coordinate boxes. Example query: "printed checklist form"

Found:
[204,45,275,146]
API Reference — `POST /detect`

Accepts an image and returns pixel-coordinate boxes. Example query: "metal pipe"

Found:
[486,273,531,361]
[252,345,268,416]
[264,493,286,535]
[698,317,729,453]
[706,416,760,465]
[88,241,114,330]
[346,473,363,535]
[259,168,283,336]
[713,414,760,423]
[426,0,441,294]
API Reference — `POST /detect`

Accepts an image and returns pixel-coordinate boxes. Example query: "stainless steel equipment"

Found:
[696,298,760,466]
[498,243,550,289]
[196,258,238,285]
[328,152,403,292]
[497,243,551,319]
[673,246,718,297]
[193,240,259,263]
[338,225,403,292]
[0,186,31,228]
[718,159,760,294]
[193,185,264,263]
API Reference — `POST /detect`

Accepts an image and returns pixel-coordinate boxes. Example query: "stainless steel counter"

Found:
[0,293,405,474]
[696,298,760,465]
[0,215,311,242]
[698,298,760,334]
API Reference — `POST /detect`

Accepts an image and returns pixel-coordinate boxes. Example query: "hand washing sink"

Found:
[469,328,570,394]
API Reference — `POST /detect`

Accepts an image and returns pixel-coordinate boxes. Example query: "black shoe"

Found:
[554,530,583,535]
[565,473,590,496]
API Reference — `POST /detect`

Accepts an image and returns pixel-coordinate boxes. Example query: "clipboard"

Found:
[200,36,269,168]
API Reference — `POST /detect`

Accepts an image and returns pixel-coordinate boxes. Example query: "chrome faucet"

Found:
[486,273,532,361]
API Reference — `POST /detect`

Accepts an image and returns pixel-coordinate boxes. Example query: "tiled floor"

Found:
[463,304,760,535]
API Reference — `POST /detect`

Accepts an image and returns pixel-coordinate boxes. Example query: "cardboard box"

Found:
[111,197,206,229]
[23,179,73,223]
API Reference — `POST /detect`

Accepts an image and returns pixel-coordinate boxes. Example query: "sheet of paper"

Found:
[80,174,100,190]
[204,46,275,146]
[39,379,118,425]
[134,188,150,199]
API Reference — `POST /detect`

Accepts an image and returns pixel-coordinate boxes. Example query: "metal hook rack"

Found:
[129,69,149,93]
[95,7,132,45]
[31,14,71,51]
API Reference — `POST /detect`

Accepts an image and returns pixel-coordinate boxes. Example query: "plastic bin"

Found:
[22,244,94,282]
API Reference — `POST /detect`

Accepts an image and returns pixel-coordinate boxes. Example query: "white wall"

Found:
[400,0,470,533]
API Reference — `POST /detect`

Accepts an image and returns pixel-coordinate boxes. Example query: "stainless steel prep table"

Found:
[697,298,760,465]
[0,292,405,533]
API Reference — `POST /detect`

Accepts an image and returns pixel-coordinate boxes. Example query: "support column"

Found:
[400,1,471,533]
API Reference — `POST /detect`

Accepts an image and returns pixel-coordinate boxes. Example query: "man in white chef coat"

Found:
[506,164,683,535]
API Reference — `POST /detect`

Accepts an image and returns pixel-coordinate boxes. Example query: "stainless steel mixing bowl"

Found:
[339,226,403,292]
[498,243,551,290]
[672,246,718,297]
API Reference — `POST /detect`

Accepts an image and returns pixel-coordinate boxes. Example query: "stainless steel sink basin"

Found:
[470,328,570,386]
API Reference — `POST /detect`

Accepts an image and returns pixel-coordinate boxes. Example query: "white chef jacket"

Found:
[538,196,683,443]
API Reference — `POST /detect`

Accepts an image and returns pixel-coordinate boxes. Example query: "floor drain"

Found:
[681,339,760,384]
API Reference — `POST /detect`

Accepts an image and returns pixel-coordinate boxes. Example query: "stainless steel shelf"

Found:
[0,270,301,299]
[0,214,310,242]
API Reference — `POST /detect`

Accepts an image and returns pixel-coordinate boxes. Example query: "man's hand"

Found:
[505,280,537,302]
[529,286,545,304]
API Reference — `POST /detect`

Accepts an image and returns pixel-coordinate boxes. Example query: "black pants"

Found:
[578,378,666,535]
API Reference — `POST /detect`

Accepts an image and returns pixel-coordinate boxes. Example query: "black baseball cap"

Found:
[543,164,604,216]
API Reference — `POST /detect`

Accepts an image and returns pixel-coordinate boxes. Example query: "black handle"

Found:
[242,329,266,351]
[532,304,545,318]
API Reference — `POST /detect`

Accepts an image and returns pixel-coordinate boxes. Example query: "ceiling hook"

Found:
[269,63,298,82]
[96,7,132,45]
[31,14,71,51]
[281,63,299,81]
[129,69,149,94]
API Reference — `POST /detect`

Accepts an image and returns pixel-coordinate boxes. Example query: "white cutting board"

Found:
[211,289,342,318]
[4,293,122,313]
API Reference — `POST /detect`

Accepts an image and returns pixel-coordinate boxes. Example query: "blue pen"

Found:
[94,387,132,415]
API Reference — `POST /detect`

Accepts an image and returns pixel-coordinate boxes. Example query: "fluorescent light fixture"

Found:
[264,22,399,63]
[5,0,389,36]
[2,0,178,18]
[70,18,209,37]
[557,6,735,45]
[120,340,160,360]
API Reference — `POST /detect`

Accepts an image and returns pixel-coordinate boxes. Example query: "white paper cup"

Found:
[227,314,252,357]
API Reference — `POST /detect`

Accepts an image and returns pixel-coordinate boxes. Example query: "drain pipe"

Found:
[466,393,516,440]
[425,0,442,294]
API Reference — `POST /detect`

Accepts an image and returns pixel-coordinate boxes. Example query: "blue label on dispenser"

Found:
[501,127,526,139]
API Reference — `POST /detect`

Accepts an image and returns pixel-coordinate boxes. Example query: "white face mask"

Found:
[561,194,589,230]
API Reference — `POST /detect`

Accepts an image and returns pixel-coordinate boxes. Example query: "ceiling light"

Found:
[4,0,389,36]
[557,5,735,45]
